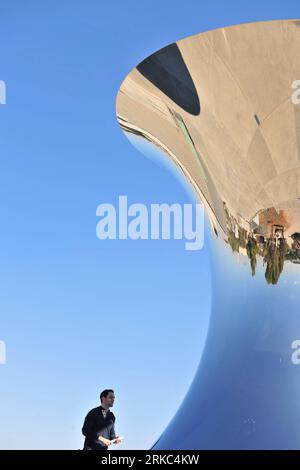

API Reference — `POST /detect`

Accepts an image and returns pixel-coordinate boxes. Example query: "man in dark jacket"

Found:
[82,389,123,450]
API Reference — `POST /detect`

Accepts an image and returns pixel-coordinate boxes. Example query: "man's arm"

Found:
[109,419,116,440]
[82,410,104,442]
[109,417,123,444]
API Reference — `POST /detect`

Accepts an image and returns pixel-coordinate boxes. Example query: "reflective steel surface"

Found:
[116,20,300,449]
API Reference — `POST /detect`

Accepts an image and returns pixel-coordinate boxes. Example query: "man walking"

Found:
[82,389,123,450]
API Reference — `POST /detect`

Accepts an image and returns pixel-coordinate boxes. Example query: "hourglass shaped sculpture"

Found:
[116,20,300,449]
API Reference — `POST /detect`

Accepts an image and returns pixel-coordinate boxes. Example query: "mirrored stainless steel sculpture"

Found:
[116,20,300,449]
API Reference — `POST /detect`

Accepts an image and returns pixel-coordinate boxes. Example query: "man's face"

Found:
[102,392,115,408]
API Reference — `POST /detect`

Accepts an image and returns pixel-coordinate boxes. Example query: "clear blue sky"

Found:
[0,0,298,450]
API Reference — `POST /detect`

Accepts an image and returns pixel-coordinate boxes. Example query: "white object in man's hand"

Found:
[98,436,113,446]
[111,436,124,444]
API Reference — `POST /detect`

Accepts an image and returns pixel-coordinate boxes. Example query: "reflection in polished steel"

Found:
[116,20,300,449]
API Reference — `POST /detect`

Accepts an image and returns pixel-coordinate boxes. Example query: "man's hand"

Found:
[98,436,113,446]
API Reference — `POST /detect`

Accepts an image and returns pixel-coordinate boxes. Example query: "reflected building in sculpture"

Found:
[116,20,300,449]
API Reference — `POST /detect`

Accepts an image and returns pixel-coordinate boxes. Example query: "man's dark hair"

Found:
[100,389,114,402]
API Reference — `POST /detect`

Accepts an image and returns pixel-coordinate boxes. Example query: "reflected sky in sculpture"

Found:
[150,222,300,449]
[117,20,300,449]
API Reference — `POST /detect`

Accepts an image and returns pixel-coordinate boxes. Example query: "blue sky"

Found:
[0,0,299,450]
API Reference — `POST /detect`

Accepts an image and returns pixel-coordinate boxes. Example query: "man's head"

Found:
[100,389,115,409]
